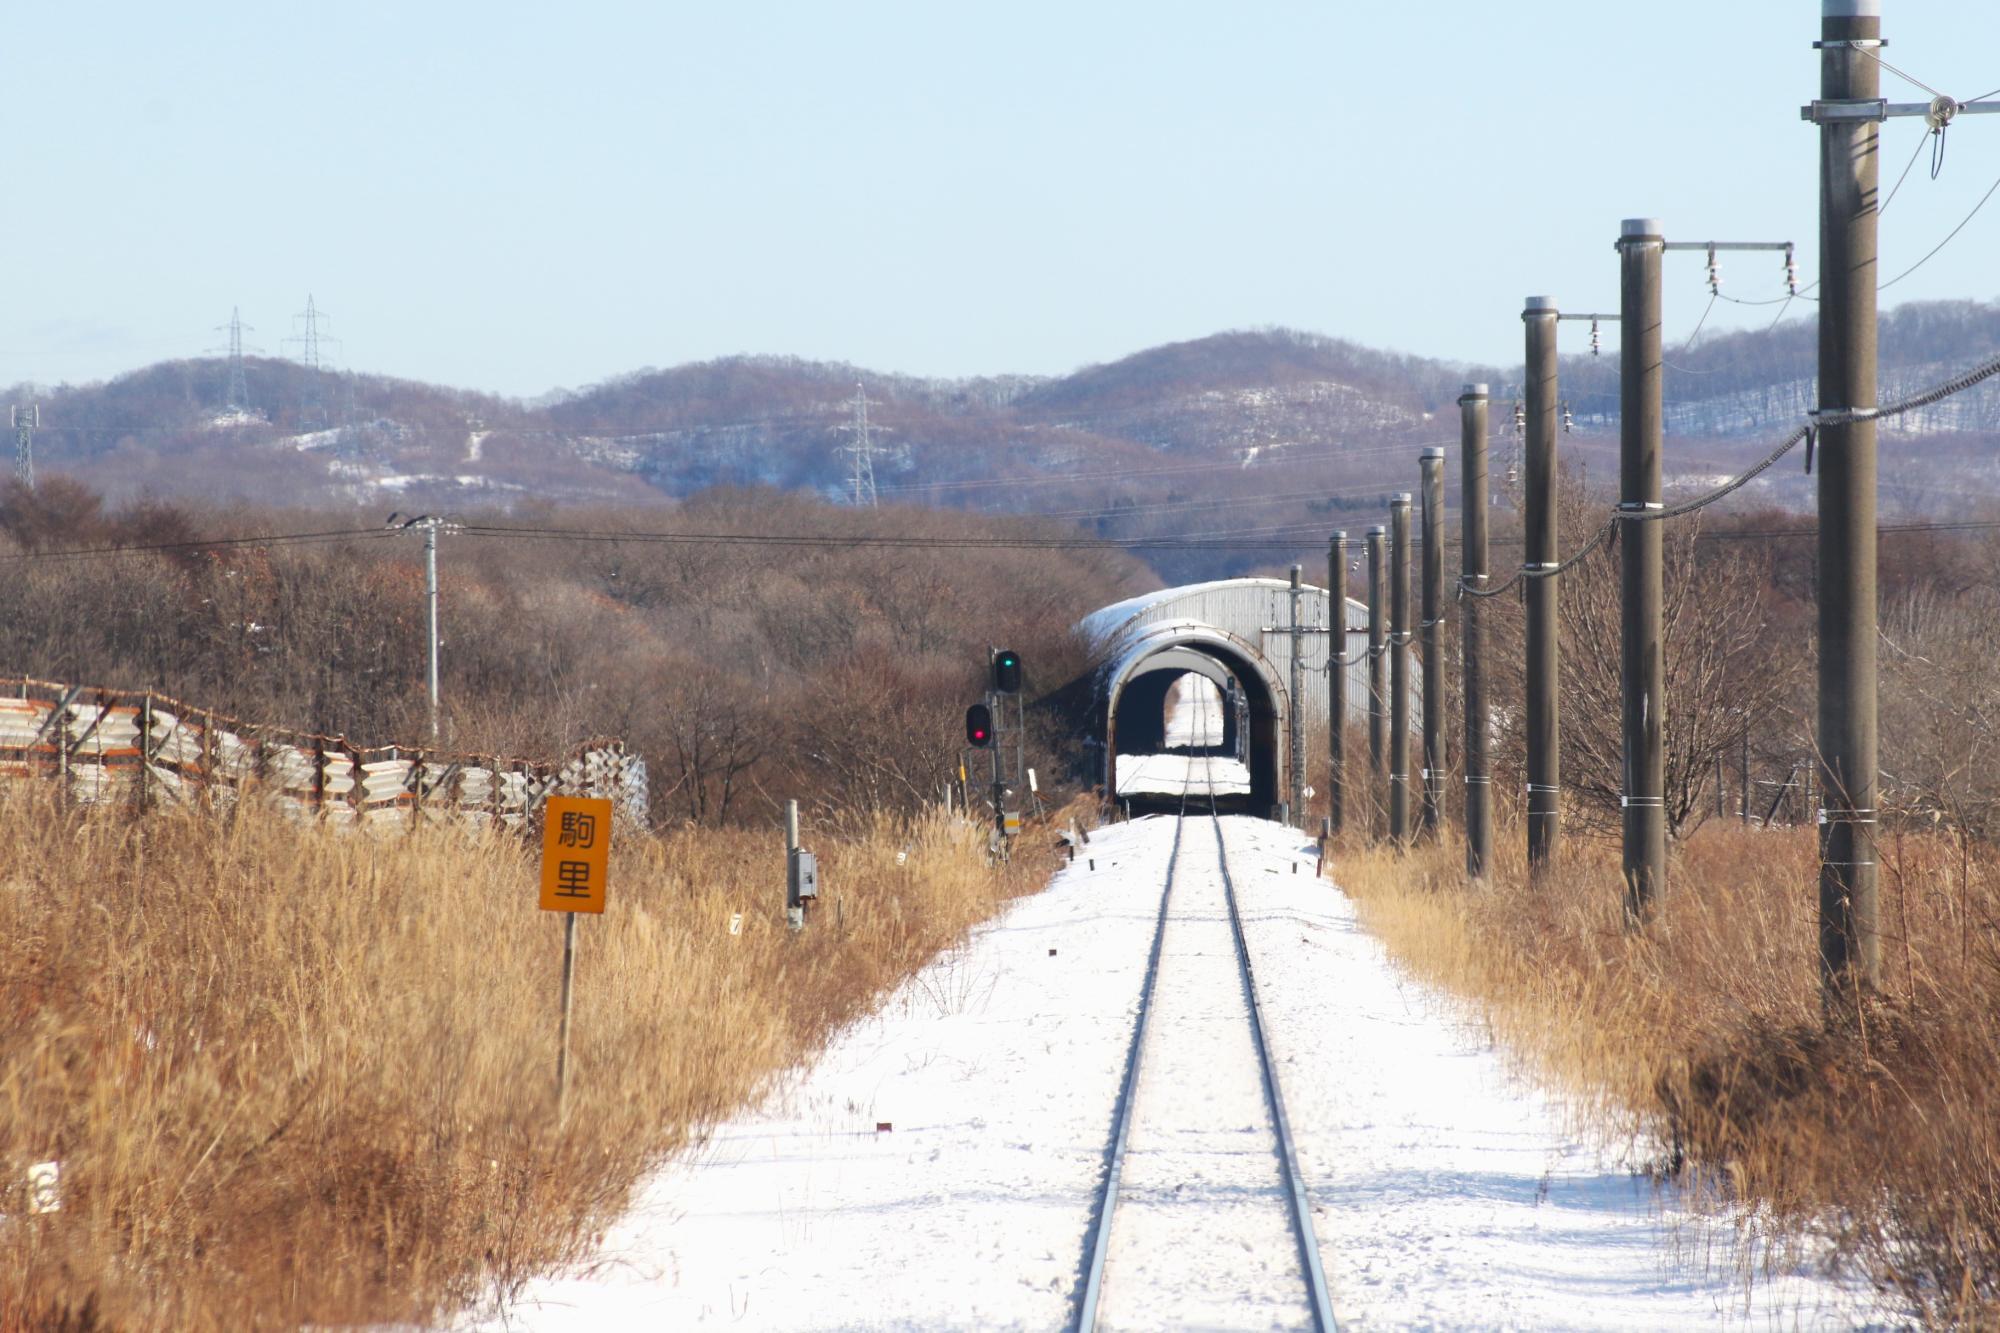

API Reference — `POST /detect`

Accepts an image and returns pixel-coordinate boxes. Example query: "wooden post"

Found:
[786,799,804,930]
[55,690,69,813]
[313,736,327,821]
[200,711,214,810]
[138,695,154,816]
[556,912,578,1116]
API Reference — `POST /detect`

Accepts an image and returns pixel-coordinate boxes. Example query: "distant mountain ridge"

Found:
[7,300,1998,577]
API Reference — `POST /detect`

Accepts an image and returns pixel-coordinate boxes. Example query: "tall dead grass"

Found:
[0,785,1056,1330]
[1332,820,2000,1325]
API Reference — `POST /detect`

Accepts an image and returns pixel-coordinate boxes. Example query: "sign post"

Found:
[540,795,611,1114]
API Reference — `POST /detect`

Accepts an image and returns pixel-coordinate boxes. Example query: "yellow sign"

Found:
[540,796,611,914]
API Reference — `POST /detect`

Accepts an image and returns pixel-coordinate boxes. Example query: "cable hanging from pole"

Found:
[1456,345,2000,600]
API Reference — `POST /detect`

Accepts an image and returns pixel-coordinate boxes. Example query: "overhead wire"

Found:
[19,506,2000,569]
[1880,123,1934,218]
[0,526,395,564]
[1663,293,1723,375]
[877,428,1462,496]
[1878,169,2000,291]
[1459,346,2000,597]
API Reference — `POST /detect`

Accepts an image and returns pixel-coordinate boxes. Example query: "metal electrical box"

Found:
[789,848,819,903]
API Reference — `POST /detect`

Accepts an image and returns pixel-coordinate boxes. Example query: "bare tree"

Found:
[1558,514,1802,838]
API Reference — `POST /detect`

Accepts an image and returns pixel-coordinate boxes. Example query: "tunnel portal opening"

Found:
[1107,638,1281,817]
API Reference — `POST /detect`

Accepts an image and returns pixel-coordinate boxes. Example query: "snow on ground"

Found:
[1095,813,1311,1330]
[1220,817,1877,1330]
[288,426,345,451]
[1116,752,1251,797]
[478,818,1177,1332]
[482,812,1883,1332]
[1163,679,1222,749]
[1116,678,1252,798]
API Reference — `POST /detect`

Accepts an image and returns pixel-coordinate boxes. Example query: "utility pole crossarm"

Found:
[1803,99,2000,122]
[1662,241,1796,252]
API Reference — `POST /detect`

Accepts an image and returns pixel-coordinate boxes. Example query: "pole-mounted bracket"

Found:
[1802,97,2000,124]
[1663,241,1793,252]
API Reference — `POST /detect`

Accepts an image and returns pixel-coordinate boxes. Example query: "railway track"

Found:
[1077,694,1337,1331]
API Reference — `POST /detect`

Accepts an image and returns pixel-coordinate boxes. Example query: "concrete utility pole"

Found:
[393,513,450,743]
[1419,448,1445,837]
[1288,564,1306,827]
[1366,525,1388,835]
[1328,531,1348,836]
[1812,0,1882,996]
[424,519,442,743]
[1523,298,1562,874]
[1388,495,1413,848]
[1460,386,1493,878]
[1617,220,1667,922]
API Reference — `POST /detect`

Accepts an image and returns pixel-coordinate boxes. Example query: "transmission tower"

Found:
[287,294,327,370]
[284,295,340,428]
[211,306,255,413]
[11,404,36,489]
[837,382,886,507]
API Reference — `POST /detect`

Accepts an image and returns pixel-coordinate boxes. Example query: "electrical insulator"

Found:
[1562,403,1574,435]
[1706,244,1721,296]
[1589,319,1601,357]
[1512,400,1525,435]
[1784,245,1799,297]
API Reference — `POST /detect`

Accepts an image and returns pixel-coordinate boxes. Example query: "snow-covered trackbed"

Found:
[485,770,1874,1327]
[1082,758,1335,1331]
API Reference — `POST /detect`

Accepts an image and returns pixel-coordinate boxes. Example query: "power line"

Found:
[0,527,394,563]
[1879,169,2000,291]
[992,476,1438,524]
[1461,346,2000,597]
[19,498,2000,564]
[1879,123,1934,218]
[16,506,2000,569]
[877,435,1437,495]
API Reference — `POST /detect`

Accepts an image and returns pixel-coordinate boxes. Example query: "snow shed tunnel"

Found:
[1077,578,1375,818]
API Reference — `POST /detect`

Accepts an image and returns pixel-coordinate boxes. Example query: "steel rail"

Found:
[1076,687,1337,1330]
[1203,760,1339,1331]
[1074,772,1190,1331]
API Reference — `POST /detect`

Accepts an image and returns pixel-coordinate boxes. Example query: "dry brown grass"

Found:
[1332,818,2000,1325]
[0,785,1062,1330]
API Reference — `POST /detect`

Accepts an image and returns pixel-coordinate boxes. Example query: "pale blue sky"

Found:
[4,2,1997,397]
